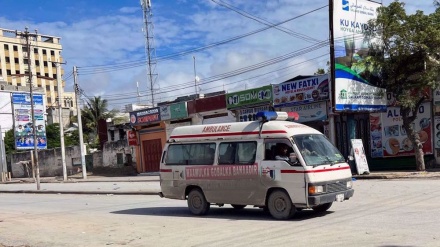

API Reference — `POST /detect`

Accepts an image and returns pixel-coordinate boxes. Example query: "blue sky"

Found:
[0,0,436,110]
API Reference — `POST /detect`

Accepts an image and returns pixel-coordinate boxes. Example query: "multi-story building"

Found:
[0,28,75,126]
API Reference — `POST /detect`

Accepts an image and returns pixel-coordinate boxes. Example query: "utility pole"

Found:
[53,60,67,181]
[0,126,7,182]
[141,0,158,106]
[73,66,87,179]
[17,28,41,190]
[193,56,198,95]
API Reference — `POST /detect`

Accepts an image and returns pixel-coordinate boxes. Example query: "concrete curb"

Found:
[1,179,160,184]
[0,190,160,195]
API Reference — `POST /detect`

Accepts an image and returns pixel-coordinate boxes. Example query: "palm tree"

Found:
[81,96,115,148]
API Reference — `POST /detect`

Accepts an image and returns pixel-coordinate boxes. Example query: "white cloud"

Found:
[1,0,436,110]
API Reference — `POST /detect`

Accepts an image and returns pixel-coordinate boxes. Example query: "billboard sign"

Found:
[369,102,432,158]
[273,75,329,107]
[279,101,328,123]
[160,102,188,121]
[12,93,46,150]
[226,85,272,109]
[333,0,387,112]
[127,130,138,146]
[129,107,161,126]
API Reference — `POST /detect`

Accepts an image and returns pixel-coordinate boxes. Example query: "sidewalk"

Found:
[0,175,161,195]
[0,169,439,195]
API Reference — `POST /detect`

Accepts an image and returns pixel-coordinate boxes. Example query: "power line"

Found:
[77,5,329,73]
[211,0,322,43]
[103,53,329,105]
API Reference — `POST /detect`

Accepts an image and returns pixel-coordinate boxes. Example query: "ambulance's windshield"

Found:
[293,134,345,166]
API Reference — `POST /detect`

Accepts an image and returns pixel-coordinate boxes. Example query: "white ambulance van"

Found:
[159,111,354,220]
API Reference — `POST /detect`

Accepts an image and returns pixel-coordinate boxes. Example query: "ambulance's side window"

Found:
[218,141,256,165]
[166,143,216,165]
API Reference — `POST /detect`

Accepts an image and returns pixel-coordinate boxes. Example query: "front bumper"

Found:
[308,189,354,206]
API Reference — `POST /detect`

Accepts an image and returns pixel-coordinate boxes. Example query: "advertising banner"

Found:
[226,85,272,109]
[127,130,138,146]
[12,93,46,150]
[160,102,188,121]
[350,139,370,175]
[434,88,440,106]
[237,105,270,122]
[369,102,432,158]
[129,107,161,126]
[434,117,440,149]
[273,75,329,107]
[279,101,327,123]
[333,0,387,112]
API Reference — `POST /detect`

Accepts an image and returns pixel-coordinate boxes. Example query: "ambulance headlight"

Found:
[308,185,324,195]
[347,181,353,189]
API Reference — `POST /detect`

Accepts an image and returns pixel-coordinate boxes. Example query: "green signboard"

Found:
[160,102,188,120]
[226,85,272,109]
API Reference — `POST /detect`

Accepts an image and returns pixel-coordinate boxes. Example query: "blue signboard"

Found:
[129,107,161,126]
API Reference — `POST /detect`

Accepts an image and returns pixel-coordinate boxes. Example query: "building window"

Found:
[34,48,38,53]
[15,70,20,75]
[43,61,48,67]
[4,44,8,50]
[22,46,28,52]
[37,72,41,76]
[46,85,50,91]
[42,49,47,55]
[23,59,29,65]
[7,70,11,75]
[14,58,19,63]
[50,50,55,56]
[5,57,10,63]
[35,60,40,66]
[45,73,49,77]
[53,74,57,79]
[54,86,58,92]
[47,97,52,103]
[13,45,18,51]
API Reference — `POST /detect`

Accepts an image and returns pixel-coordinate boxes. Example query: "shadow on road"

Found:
[111,206,332,221]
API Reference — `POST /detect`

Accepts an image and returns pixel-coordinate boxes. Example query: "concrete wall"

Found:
[9,140,136,178]
[10,146,81,177]
[101,140,136,168]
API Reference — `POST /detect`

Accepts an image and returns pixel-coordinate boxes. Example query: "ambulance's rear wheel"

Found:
[267,190,295,220]
[187,188,210,215]
[231,204,246,209]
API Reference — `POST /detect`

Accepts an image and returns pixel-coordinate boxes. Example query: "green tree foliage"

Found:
[80,96,115,149]
[45,123,80,149]
[46,123,61,149]
[314,61,330,75]
[314,68,326,75]
[4,129,15,154]
[366,2,440,170]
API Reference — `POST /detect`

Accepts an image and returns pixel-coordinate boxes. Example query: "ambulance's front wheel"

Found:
[312,202,332,213]
[187,188,210,215]
[267,190,295,220]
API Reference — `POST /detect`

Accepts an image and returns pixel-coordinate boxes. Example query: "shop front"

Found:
[129,107,166,173]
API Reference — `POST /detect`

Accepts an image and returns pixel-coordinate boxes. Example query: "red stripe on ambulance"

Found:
[281,166,350,174]
[170,130,287,139]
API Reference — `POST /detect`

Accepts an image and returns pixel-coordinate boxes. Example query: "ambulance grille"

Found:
[327,181,347,193]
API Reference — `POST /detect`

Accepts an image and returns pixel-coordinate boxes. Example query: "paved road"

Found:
[1,179,440,247]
